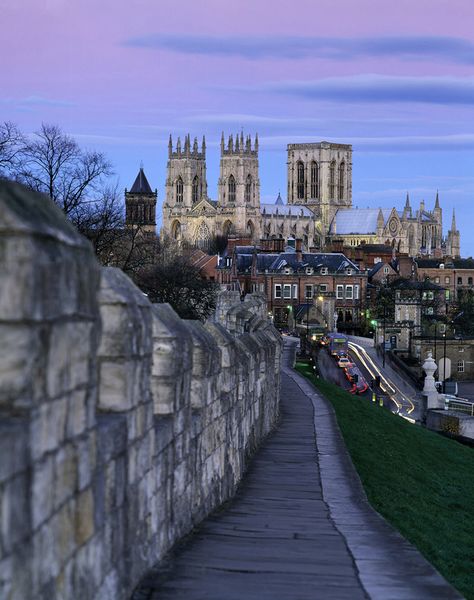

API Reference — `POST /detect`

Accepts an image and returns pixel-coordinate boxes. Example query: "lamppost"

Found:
[443,329,447,394]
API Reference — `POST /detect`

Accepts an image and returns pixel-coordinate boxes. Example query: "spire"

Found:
[405,192,410,208]
[193,136,198,153]
[177,136,181,154]
[377,208,384,229]
[129,166,153,194]
[228,134,233,152]
[435,190,440,209]
[451,208,457,231]
[168,134,172,158]
[255,132,259,152]
[202,135,206,155]
[184,134,190,155]
[221,132,225,153]
[235,133,240,151]
[240,130,244,149]
[246,134,251,152]
[275,192,284,206]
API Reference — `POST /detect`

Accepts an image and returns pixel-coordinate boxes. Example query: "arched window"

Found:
[338,162,345,200]
[310,161,318,198]
[176,177,183,203]
[245,174,252,202]
[329,161,336,199]
[171,220,181,241]
[195,221,211,251]
[297,161,305,200]
[228,175,236,203]
[192,175,199,204]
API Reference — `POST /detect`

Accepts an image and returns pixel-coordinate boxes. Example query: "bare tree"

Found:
[17,123,112,217]
[0,121,23,176]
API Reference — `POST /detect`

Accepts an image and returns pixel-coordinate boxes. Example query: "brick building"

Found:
[218,239,368,332]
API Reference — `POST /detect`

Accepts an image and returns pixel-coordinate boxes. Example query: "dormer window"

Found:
[305,267,313,275]
[346,268,353,275]
[321,267,328,275]
[284,267,292,275]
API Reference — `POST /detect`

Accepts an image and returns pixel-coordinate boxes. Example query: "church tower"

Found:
[446,209,461,258]
[165,134,208,208]
[125,166,157,234]
[287,141,352,237]
[217,132,261,239]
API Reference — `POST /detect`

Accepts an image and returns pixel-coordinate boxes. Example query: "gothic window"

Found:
[310,161,318,198]
[195,221,211,251]
[297,161,305,200]
[338,162,345,200]
[171,220,181,241]
[192,175,199,204]
[176,177,183,203]
[246,220,254,237]
[245,174,252,202]
[329,161,336,199]
[228,175,236,203]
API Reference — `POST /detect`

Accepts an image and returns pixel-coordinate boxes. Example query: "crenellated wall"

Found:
[0,181,281,600]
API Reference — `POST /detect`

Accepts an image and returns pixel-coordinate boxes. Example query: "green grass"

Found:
[296,361,474,599]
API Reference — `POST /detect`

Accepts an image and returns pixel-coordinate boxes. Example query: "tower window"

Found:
[310,161,318,198]
[228,175,236,203]
[245,174,252,202]
[176,177,183,203]
[192,175,199,204]
[329,161,336,199]
[297,161,305,200]
[338,162,345,201]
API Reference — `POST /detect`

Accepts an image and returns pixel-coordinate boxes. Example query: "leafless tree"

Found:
[17,123,112,217]
[0,121,24,176]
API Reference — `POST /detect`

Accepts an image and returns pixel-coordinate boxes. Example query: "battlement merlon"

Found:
[287,142,353,151]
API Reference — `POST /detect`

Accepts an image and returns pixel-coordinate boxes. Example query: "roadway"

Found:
[346,335,419,422]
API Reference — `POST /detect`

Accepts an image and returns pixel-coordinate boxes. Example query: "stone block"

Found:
[54,444,77,510]
[0,419,29,484]
[1,473,30,553]
[75,488,94,546]
[32,454,55,530]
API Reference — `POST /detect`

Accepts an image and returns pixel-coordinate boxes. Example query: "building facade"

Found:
[154,134,461,257]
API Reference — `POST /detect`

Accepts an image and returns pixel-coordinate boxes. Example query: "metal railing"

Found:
[444,395,474,416]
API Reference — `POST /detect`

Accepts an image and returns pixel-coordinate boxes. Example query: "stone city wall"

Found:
[0,181,282,600]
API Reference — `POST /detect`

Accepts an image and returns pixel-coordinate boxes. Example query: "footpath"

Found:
[134,340,462,600]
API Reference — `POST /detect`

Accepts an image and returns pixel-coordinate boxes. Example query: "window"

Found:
[310,161,318,198]
[338,162,345,200]
[228,175,236,203]
[345,310,352,322]
[345,285,353,299]
[274,284,282,299]
[457,360,465,373]
[319,284,328,292]
[435,276,440,283]
[425,307,434,315]
[445,276,450,284]
[384,266,389,274]
[283,284,292,299]
[422,291,434,300]
[297,161,305,199]
[245,174,252,202]
[192,175,199,204]
[329,161,336,199]
[354,285,360,300]
[305,267,313,275]
[445,290,450,301]
[176,177,183,203]
[305,284,313,299]
[284,267,292,275]
[259,283,264,292]
[457,277,463,285]
[293,284,298,299]
[320,267,328,275]
[336,285,344,299]
[469,277,473,285]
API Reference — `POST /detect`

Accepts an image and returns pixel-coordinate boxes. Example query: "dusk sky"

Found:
[2,0,474,255]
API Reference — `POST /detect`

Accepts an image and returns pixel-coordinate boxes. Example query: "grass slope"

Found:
[296,362,474,600]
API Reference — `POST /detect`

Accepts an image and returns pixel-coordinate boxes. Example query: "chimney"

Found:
[295,238,303,262]
[274,238,285,253]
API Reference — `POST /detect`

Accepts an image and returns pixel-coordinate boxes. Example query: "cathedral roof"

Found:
[261,204,314,217]
[330,208,393,235]
[130,167,153,194]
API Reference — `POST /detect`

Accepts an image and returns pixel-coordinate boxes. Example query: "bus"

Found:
[326,333,349,356]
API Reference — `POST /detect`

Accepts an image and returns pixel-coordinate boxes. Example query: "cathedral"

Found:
[127,133,461,258]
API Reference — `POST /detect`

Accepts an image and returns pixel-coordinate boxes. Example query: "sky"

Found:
[1,0,474,255]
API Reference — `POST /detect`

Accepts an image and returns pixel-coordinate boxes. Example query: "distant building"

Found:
[122,136,460,259]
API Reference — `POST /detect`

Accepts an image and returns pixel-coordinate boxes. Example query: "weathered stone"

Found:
[75,488,94,546]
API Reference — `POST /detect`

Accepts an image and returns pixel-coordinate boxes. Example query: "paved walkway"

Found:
[134,341,462,600]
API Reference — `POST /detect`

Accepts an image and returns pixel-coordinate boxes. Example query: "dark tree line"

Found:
[0,121,218,321]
